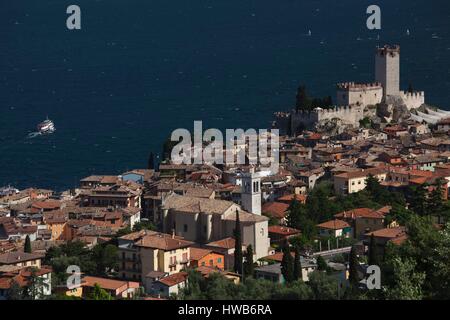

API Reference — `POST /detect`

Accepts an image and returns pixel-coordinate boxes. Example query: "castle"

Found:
[275,45,426,135]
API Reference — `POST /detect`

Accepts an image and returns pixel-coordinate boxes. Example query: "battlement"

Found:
[376,45,400,57]
[400,91,425,99]
[400,90,425,110]
[337,82,382,91]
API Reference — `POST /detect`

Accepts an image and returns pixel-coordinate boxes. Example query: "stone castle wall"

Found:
[400,91,425,110]
[336,82,383,107]
[288,105,364,134]
[375,45,400,97]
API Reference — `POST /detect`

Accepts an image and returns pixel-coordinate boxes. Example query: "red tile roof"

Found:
[82,276,139,291]
[262,202,289,219]
[189,247,213,261]
[277,194,307,203]
[268,226,301,236]
[366,227,407,239]
[334,208,385,220]
[316,219,350,230]
[206,237,235,249]
[157,272,188,287]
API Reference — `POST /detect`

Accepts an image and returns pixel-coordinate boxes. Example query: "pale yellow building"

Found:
[333,168,387,195]
[117,230,192,283]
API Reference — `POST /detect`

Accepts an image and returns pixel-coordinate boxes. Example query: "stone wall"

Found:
[289,105,364,134]
[337,82,383,107]
[375,45,400,97]
[400,91,425,110]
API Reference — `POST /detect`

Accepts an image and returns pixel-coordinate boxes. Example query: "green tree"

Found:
[368,234,380,266]
[316,255,328,271]
[24,235,32,253]
[382,257,425,300]
[407,185,427,217]
[281,240,294,283]
[132,220,156,232]
[295,85,311,112]
[91,243,118,276]
[7,280,25,300]
[181,270,205,300]
[243,245,254,278]
[348,247,360,287]
[272,280,313,300]
[307,271,339,300]
[89,283,113,300]
[25,268,49,300]
[427,178,445,217]
[233,209,243,275]
[293,246,302,281]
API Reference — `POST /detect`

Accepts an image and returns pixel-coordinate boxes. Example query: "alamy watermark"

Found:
[170,121,279,173]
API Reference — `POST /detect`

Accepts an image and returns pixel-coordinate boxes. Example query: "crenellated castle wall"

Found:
[400,91,425,110]
[337,82,383,107]
[288,105,364,134]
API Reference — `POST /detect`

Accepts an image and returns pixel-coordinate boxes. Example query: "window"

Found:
[209,259,214,266]
[183,224,188,232]
[217,258,222,263]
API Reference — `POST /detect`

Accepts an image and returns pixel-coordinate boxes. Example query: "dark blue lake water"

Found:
[0,0,449,190]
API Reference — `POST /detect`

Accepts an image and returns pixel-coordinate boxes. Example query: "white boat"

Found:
[37,117,55,134]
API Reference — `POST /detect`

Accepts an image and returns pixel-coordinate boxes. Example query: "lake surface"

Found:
[0,0,449,190]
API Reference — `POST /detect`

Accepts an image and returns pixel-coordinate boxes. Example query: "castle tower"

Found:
[241,170,262,215]
[375,45,400,98]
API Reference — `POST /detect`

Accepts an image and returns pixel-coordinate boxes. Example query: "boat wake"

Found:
[27,132,42,139]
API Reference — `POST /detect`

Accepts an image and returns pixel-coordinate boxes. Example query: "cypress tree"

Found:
[233,209,243,275]
[368,234,379,266]
[317,255,328,271]
[295,85,311,112]
[24,235,32,253]
[281,239,294,283]
[348,246,360,287]
[293,245,302,281]
[427,178,445,216]
[243,245,254,278]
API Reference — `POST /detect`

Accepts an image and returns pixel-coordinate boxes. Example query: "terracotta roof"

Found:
[206,237,235,249]
[316,219,350,230]
[334,167,386,179]
[157,272,188,287]
[366,227,407,239]
[0,251,44,265]
[0,266,52,289]
[135,233,193,251]
[268,226,301,236]
[262,251,294,262]
[31,200,61,210]
[82,276,139,291]
[334,208,385,219]
[277,194,307,203]
[195,266,238,278]
[189,247,213,261]
[261,202,289,219]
